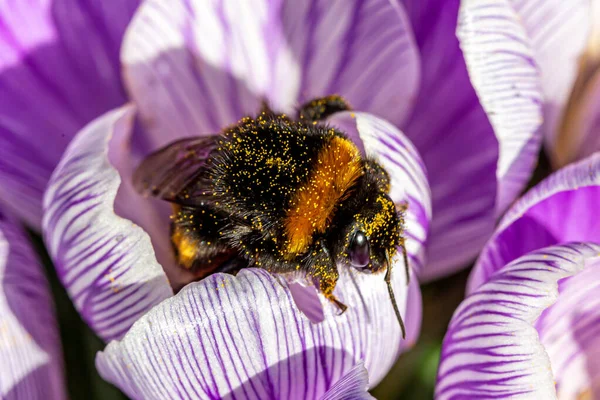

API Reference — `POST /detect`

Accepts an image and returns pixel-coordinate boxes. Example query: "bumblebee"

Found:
[134,96,410,337]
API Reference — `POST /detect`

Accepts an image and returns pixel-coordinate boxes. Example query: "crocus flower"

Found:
[436,153,600,399]
[0,207,65,399]
[2,0,545,397]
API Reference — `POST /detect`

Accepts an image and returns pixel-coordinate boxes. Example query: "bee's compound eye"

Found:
[349,231,370,269]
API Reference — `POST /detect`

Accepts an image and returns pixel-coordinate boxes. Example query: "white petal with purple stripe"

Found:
[436,243,600,399]
[0,209,65,399]
[458,0,543,213]
[97,266,412,400]
[43,106,173,342]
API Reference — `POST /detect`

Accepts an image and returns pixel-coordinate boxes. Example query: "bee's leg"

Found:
[310,239,348,314]
[298,95,352,122]
[320,270,348,315]
[328,294,348,314]
[318,263,348,314]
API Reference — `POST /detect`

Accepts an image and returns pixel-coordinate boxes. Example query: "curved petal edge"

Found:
[121,0,421,151]
[437,242,600,400]
[42,106,173,342]
[458,0,544,214]
[469,151,600,293]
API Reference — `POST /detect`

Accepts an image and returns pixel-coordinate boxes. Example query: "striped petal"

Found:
[0,0,139,228]
[468,152,600,293]
[436,242,600,399]
[0,208,65,399]
[508,0,593,159]
[43,106,173,342]
[97,265,416,399]
[457,0,543,213]
[400,0,498,280]
[121,0,420,150]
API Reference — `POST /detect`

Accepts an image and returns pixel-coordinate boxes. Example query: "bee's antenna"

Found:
[385,250,406,339]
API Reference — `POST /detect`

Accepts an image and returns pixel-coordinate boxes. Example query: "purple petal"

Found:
[536,257,600,399]
[436,242,600,399]
[468,152,600,293]
[509,0,592,154]
[121,0,420,150]
[0,0,140,228]
[321,363,375,400]
[0,209,65,399]
[457,0,543,213]
[42,106,173,342]
[400,0,498,280]
[97,263,418,399]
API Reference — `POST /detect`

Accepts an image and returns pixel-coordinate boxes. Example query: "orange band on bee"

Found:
[284,136,362,256]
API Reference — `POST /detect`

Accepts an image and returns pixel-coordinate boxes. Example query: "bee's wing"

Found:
[133,136,219,205]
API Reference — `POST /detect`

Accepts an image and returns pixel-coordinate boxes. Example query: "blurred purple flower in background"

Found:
[5,0,598,398]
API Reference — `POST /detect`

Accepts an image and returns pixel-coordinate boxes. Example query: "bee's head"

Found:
[337,192,402,273]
